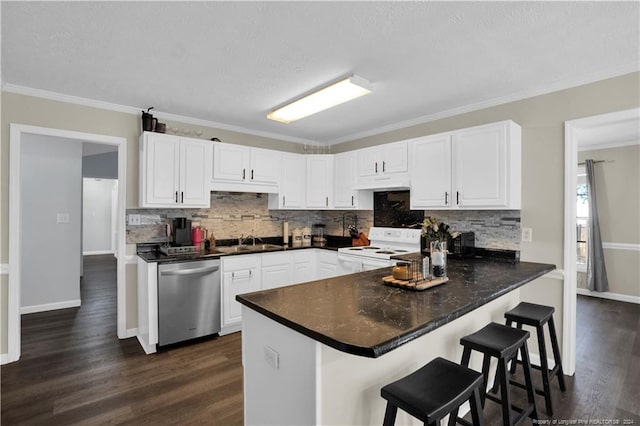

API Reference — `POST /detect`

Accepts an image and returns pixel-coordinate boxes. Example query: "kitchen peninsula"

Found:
[237,258,555,425]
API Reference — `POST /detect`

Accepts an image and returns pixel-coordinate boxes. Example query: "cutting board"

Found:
[382,275,449,291]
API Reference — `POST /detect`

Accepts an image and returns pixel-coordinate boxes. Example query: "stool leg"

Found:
[480,354,491,407]
[383,403,397,426]
[469,387,485,426]
[509,321,522,375]
[521,342,538,421]
[448,347,473,426]
[497,358,512,426]
[536,324,553,415]
[548,316,566,392]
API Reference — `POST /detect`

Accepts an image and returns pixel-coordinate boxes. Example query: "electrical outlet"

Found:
[128,214,141,225]
[56,213,70,224]
[264,346,280,370]
[521,227,533,242]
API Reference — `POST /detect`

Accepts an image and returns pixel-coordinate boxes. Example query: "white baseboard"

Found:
[136,335,157,355]
[83,250,115,256]
[20,299,81,314]
[0,353,9,365]
[577,288,640,304]
[124,328,138,338]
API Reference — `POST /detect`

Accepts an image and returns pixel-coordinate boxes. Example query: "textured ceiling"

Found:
[2,1,639,145]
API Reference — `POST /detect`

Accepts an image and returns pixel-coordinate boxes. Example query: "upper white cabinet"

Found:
[269,153,306,209]
[211,143,281,193]
[306,155,334,209]
[409,120,521,210]
[139,132,211,208]
[334,151,373,210]
[355,141,409,189]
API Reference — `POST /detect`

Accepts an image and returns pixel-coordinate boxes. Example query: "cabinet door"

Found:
[316,250,339,279]
[280,153,306,208]
[382,142,408,174]
[261,252,293,290]
[179,139,210,207]
[222,270,256,327]
[452,124,507,207]
[357,147,380,178]
[250,148,281,184]
[143,134,180,206]
[212,143,250,182]
[334,152,357,208]
[306,155,333,208]
[293,251,315,284]
[410,135,451,209]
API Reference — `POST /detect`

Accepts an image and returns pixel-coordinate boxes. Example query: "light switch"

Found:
[56,213,70,224]
[521,227,533,242]
[264,346,280,370]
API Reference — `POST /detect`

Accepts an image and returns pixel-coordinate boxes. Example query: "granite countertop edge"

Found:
[237,262,556,358]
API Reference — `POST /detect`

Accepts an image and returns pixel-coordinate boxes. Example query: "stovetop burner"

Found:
[363,246,380,250]
[376,250,396,254]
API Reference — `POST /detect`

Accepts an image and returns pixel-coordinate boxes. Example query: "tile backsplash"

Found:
[127,192,519,250]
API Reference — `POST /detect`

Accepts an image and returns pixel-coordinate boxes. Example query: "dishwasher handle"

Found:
[160,265,220,277]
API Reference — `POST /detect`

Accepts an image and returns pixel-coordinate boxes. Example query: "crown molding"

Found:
[578,138,639,152]
[327,62,640,145]
[1,83,319,146]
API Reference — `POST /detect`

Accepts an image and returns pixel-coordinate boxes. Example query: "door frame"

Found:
[563,107,639,375]
[8,124,127,363]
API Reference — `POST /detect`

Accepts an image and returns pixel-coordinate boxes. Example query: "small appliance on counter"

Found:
[160,217,200,256]
[448,231,475,258]
[312,223,327,247]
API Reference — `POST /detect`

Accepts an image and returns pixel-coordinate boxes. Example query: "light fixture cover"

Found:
[267,75,372,124]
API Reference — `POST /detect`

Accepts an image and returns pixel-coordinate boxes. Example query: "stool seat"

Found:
[460,322,530,359]
[505,302,554,326]
[381,357,484,425]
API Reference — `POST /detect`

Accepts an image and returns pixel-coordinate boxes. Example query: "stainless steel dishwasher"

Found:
[157,259,221,346]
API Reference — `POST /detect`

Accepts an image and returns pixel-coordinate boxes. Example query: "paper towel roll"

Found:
[283,222,289,245]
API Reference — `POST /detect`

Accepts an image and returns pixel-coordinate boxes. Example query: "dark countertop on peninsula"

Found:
[236,258,555,358]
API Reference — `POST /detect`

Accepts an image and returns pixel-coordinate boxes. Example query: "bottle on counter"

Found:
[302,226,312,247]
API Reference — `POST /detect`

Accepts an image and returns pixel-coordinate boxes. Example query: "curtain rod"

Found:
[577,160,614,166]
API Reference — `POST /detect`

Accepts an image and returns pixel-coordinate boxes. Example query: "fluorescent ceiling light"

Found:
[267,75,372,124]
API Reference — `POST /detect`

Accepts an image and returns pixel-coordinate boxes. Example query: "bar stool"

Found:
[381,357,485,426]
[499,302,566,415]
[448,322,537,426]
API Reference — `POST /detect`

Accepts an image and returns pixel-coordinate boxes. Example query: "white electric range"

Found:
[337,227,422,272]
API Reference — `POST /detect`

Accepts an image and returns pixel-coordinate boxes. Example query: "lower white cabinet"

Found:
[220,254,261,335]
[261,252,293,290]
[293,250,316,284]
[316,250,340,279]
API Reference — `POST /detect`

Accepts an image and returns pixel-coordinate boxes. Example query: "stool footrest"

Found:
[508,379,547,397]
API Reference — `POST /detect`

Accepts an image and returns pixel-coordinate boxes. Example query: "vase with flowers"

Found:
[421,217,460,278]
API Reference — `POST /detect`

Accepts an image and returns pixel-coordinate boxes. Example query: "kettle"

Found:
[141,107,157,132]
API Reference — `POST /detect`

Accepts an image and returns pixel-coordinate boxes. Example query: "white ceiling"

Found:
[2,1,639,145]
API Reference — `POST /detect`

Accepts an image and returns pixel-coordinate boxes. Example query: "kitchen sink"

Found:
[218,244,284,253]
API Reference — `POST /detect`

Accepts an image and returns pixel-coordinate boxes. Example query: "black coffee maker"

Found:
[172,218,192,246]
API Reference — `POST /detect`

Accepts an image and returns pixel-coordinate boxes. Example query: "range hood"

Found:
[352,177,411,191]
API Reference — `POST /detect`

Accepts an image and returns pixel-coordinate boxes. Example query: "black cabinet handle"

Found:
[181,192,184,203]
[351,195,354,206]
[326,196,329,207]
[383,161,386,172]
[242,168,246,180]
[456,191,460,205]
[175,191,179,203]
[251,169,254,180]
[375,162,378,173]
[445,192,448,205]
[282,196,285,205]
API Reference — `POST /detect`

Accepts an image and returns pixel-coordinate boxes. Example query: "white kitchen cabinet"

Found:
[334,151,373,209]
[306,155,334,209]
[409,134,452,209]
[212,143,281,192]
[221,254,261,334]
[261,252,293,290]
[409,120,521,210]
[269,153,306,209]
[292,250,315,284]
[139,132,210,208]
[316,250,339,279]
[355,141,409,189]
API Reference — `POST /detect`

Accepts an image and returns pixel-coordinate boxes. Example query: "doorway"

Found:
[563,107,640,375]
[7,124,127,364]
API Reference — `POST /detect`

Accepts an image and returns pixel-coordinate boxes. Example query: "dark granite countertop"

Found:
[236,258,555,358]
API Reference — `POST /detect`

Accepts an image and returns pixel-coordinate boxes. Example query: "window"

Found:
[577,165,588,264]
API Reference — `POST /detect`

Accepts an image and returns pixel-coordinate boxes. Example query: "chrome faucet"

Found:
[239,234,263,246]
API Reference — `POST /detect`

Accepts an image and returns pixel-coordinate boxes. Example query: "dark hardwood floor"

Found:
[2,256,638,425]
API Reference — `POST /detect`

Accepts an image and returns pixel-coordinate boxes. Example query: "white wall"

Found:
[21,134,82,312]
[83,178,117,254]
